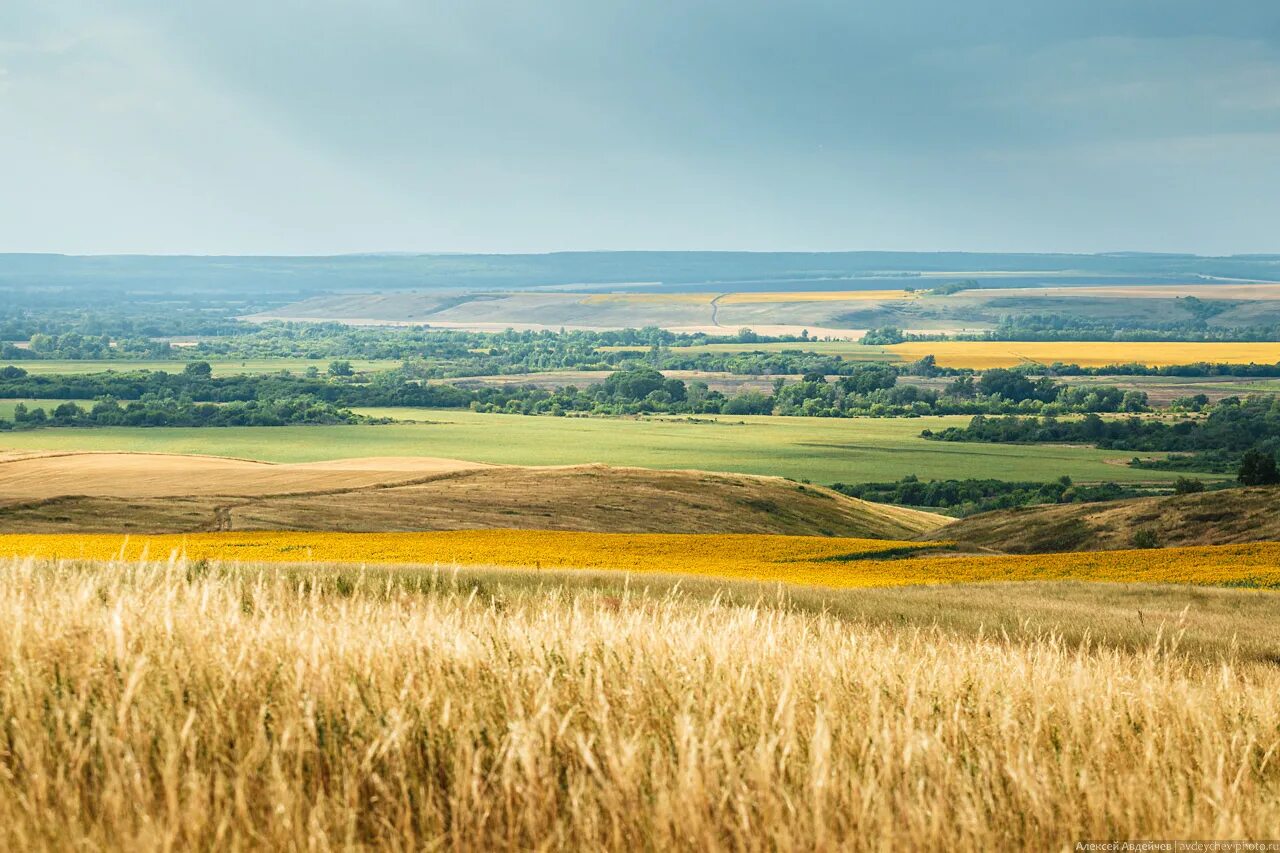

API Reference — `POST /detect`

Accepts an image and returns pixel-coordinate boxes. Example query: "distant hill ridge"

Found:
[3,251,1278,295]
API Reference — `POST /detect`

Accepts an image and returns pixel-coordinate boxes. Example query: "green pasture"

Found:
[0,409,1206,485]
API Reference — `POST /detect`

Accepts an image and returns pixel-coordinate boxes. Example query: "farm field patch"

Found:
[886,341,1280,369]
[0,531,942,587]
[0,451,486,498]
[0,410,1199,484]
[646,340,1280,367]
[717,289,915,303]
[2,531,1278,589]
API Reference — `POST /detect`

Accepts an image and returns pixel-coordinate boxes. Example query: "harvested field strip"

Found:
[717,289,915,303]
[0,451,488,498]
[580,293,715,304]
[2,532,1279,589]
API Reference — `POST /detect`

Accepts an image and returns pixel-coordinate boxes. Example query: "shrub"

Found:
[1131,528,1160,549]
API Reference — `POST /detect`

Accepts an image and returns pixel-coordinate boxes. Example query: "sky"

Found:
[1,1,1278,256]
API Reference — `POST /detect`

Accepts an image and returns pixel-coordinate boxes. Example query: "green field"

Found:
[0,399,95,419]
[0,409,1205,484]
[3,359,402,376]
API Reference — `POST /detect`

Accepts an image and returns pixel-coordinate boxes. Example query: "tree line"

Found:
[830,475,1194,516]
[922,395,1280,478]
[1,396,370,430]
[0,363,1156,422]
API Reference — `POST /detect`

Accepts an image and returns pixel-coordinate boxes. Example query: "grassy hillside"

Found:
[0,457,948,539]
[928,486,1280,553]
[0,557,1276,849]
[0,410,1200,484]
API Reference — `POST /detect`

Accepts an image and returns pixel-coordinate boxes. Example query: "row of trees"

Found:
[831,475,1161,516]
[0,362,1158,422]
[1,396,368,430]
[923,395,1280,476]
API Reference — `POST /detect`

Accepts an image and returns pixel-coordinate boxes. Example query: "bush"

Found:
[1173,477,1207,495]
[1131,529,1160,549]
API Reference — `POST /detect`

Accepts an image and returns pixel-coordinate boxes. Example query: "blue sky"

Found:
[2,1,1278,254]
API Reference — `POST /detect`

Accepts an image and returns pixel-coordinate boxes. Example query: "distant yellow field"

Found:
[718,290,914,304]
[886,341,1280,368]
[3,531,1278,589]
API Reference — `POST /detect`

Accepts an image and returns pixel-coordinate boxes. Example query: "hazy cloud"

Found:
[2,0,1278,254]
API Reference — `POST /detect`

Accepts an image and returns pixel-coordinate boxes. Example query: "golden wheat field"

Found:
[2,531,1279,588]
[885,340,1280,368]
[0,557,1276,850]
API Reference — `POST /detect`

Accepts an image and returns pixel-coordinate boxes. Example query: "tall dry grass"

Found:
[0,557,1278,851]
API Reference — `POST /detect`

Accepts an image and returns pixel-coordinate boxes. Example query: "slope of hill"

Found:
[0,451,489,498]
[926,487,1280,553]
[0,452,947,538]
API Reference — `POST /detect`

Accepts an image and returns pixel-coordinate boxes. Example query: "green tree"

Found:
[1238,449,1280,486]
[183,361,213,380]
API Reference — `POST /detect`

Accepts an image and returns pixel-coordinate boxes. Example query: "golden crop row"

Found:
[1,531,1278,589]
[884,341,1280,368]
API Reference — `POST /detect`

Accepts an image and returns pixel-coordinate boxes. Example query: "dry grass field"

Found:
[930,486,1280,553]
[0,451,488,498]
[0,557,1277,850]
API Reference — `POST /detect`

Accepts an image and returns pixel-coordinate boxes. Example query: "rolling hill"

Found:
[926,486,1280,553]
[0,452,947,538]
